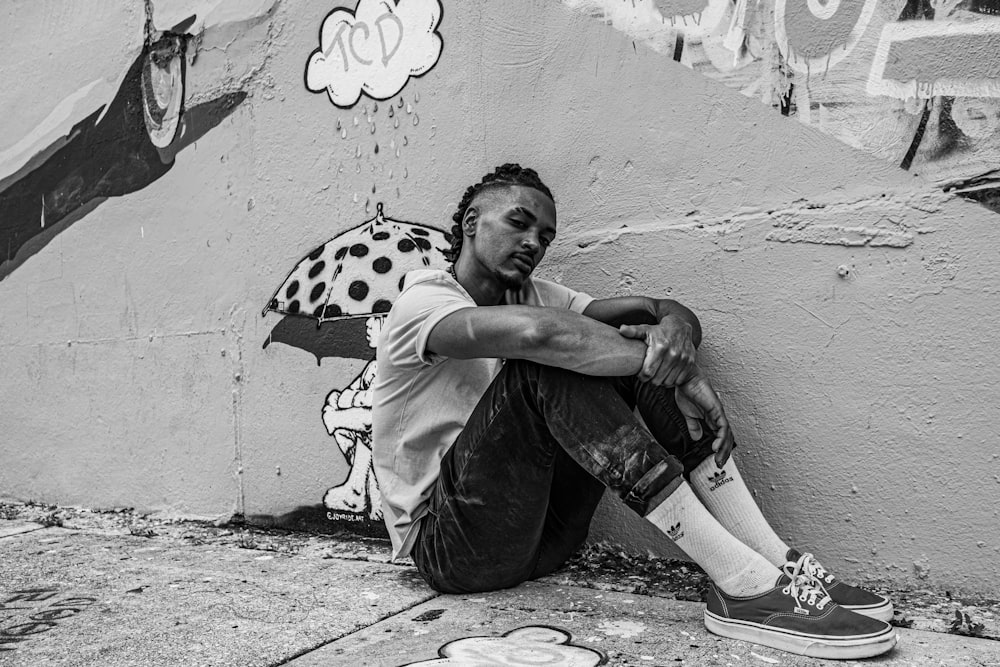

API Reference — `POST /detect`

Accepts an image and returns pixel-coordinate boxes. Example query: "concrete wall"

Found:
[1,0,998,595]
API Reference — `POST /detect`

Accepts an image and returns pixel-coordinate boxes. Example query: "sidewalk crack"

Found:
[268,593,440,666]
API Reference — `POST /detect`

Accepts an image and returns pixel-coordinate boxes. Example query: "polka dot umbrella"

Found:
[262,203,450,323]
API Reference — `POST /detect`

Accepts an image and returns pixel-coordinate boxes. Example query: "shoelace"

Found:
[782,558,833,612]
[797,552,836,590]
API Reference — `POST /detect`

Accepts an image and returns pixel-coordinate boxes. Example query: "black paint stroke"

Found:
[672,34,685,62]
[0,41,246,281]
[244,504,388,539]
[897,0,937,21]
[945,168,1000,213]
[969,0,1000,14]
[262,314,375,364]
[780,83,794,117]
[900,101,932,170]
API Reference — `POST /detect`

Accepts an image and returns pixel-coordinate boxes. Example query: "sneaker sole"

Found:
[843,600,894,623]
[704,610,899,659]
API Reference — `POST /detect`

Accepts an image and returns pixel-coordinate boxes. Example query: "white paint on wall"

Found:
[775,0,880,75]
[868,18,1000,100]
[150,0,278,34]
[0,79,110,183]
[305,0,443,108]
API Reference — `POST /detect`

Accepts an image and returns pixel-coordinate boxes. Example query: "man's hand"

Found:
[675,371,735,467]
[619,316,697,386]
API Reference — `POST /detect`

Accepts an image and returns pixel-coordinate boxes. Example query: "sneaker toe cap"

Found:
[827,581,891,607]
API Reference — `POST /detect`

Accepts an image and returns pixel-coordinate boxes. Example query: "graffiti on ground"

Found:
[0,588,96,652]
[404,625,607,666]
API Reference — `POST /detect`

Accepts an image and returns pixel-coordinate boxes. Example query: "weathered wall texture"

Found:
[1,0,997,595]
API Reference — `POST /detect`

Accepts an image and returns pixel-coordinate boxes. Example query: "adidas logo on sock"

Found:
[707,469,734,491]
[666,522,684,541]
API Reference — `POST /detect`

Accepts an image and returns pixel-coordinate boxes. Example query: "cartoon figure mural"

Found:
[262,203,450,529]
[0,1,274,281]
[403,625,607,666]
[321,315,385,520]
[564,0,1000,213]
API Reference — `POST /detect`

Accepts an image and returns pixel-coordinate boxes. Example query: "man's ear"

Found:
[462,206,478,237]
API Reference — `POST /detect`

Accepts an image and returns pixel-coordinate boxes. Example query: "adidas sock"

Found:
[688,456,791,568]
[645,482,780,597]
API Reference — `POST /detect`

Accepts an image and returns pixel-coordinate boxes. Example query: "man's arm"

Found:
[427,304,647,377]
[426,302,733,466]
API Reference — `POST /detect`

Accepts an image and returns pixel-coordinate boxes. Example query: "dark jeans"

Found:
[412,359,717,594]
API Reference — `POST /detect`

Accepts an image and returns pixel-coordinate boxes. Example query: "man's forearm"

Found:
[530,309,648,376]
[428,304,647,377]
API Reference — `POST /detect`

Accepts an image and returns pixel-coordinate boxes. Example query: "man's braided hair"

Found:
[445,163,554,263]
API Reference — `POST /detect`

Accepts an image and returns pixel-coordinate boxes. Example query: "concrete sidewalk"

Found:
[1,507,997,666]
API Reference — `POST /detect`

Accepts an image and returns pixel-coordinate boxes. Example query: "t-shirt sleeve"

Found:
[382,279,474,368]
[525,278,594,313]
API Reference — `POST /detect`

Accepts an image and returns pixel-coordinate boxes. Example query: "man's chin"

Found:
[495,269,527,291]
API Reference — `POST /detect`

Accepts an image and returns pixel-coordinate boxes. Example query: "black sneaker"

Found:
[704,567,898,659]
[787,548,894,622]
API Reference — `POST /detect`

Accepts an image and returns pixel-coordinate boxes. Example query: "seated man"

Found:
[371,164,897,660]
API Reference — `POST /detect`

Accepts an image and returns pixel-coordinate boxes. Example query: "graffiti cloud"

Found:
[305,0,443,108]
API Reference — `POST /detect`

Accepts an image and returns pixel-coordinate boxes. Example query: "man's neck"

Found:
[451,259,506,306]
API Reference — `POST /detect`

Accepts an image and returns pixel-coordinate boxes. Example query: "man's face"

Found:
[465,185,557,290]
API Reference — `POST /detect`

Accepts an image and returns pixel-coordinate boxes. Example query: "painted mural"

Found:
[305,0,444,108]
[254,2,448,537]
[262,203,450,533]
[564,0,1000,211]
[0,2,271,281]
[404,625,607,666]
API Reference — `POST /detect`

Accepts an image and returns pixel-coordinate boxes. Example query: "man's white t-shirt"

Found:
[372,269,594,560]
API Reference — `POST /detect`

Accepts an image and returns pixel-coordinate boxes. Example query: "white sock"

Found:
[688,456,791,567]
[645,482,780,597]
